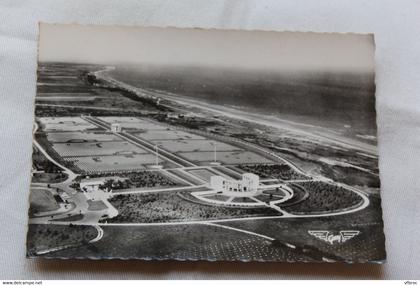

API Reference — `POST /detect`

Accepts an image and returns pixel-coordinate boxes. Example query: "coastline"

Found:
[98,68,378,156]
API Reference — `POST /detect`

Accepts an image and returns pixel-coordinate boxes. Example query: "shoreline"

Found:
[97,68,378,156]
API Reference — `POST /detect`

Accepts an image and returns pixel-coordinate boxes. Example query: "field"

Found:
[254,193,285,203]
[97,116,145,124]
[37,115,177,173]
[36,224,312,261]
[97,116,274,167]
[36,96,98,102]
[282,181,363,214]
[203,194,231,202]
[154,139,239,152]
[52,141,149,157]
[27,62,384,262]
[213,166,243,179]
[29,187,60,215]
[238,164,309,180]
[221,196,386,262]
[187,169,219,182]
[129,124,274,167]
[66,154,164,173]
[101,119,168,130]
[36,63,162,113]
[36,112,276,174]
[27,199,385,262]
[134,129,206,141]
[179,150,273,165]
[166,169,207,185]
[31,172,68,183]
[85,171,180,189]
[87,200,108,211]
[42,123,98,132]
[38,117,98,132]
[107,191,279,223]
[32,146,62,172]
[231,197,256,203]
[26,224,97,256]
[47,131,122,143]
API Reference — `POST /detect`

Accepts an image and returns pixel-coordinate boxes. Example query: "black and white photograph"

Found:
[26,23,385,263]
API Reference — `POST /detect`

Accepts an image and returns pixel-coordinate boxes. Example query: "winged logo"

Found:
[308,230,360,245]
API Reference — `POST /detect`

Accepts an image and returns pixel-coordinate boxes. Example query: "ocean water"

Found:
[110,65,377,142]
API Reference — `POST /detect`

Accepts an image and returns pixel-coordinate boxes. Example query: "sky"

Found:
[39,23,375,73]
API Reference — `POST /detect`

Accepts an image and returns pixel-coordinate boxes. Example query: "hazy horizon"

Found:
[39,23,375,73]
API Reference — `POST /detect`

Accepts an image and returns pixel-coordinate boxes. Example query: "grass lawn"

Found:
[26,224,97,256]
[87,200,108,211]
[107,191,279,223]
[29,187,60,215]
[38,224,310,262]
[32,172,68,183]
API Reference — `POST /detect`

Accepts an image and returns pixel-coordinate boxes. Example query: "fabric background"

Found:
[0,0,419,280]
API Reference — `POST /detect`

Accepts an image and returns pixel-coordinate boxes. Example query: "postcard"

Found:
[27,23,385,262]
